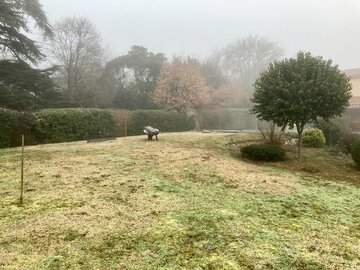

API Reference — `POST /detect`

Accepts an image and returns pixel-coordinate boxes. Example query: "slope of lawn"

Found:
[0,132,359,269]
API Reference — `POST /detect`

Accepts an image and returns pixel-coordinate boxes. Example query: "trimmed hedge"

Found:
[127,110,195,136]
[0,108,20,148]
[33,108,115,143]
[241,144,286,161]
[200,108,257,130]
[106,109,132,137]
[351,139,360,168]
[303,128,326,148]
[1,108,194,147]
[0,109,34,148]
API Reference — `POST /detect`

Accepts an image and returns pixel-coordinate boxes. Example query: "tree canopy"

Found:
[0,0,57,110]
[154,57,209,129]
[0,0,52,63]
[0,60,59,110]
[98,45,166,109]
[215,35,284,92]
[49,16,103,106]
[252,51,352,159]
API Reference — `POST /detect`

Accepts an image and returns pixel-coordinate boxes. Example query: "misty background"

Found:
[41,0,360,69]
[1,0,358,129]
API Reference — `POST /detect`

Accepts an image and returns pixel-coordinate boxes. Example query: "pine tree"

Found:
[0,0,58,110]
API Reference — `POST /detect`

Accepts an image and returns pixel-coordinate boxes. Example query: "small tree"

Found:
[252,52,352,159]
[154,57,209,129]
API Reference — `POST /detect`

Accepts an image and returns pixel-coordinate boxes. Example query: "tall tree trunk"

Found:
[187,108,201,131]
[297,132,303,160]
[296,123,304,160]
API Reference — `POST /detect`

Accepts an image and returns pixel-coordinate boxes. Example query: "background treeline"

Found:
[9,3,354,149]
[1,5,284,112]
[1,5,282,147]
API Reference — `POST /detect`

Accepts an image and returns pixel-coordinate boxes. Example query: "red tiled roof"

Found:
[343,68,360,78]
[349,96,360,106]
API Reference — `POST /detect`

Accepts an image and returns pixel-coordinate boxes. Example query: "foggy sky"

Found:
[40,0,360,69]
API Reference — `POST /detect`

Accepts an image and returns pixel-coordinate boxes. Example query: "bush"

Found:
[33,108,115,143]
[127,110,195,136]
[0,108,20,148]
[315,118,360,154]
[257,121,284,145]
[339,132,360,154]
[302,128,326,148]
[316,118,349,146]
[0,109,34,148]
[351,139,360,168]
[240,144,286,161]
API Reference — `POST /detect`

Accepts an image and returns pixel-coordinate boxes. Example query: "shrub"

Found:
[315,118,360,154]
[339,132,360,154]
[351,139,360,168]
[257,121,284,145]
[127,110,195,136]
[316,118,349,146]
[240,144,286,161]
[33,108,115,143]
[0,108,19,148]
[302,128,326,148]
[0,109,34,148]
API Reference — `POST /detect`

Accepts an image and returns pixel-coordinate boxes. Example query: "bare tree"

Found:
[216,35,284,93]
[49,16,103,105]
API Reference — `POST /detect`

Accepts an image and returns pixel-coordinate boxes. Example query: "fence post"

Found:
[124,114,127,137]
[20,134,24,205]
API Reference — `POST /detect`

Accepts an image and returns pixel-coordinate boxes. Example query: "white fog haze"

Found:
[1,1,360,268]
[40,0,360,69]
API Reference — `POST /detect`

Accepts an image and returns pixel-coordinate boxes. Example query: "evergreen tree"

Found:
[0,0,58,110]
[252,52,352,159]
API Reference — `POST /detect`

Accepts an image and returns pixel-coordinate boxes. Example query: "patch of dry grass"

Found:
[0,132,359,269]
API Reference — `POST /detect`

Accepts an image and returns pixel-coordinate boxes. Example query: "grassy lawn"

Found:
[0,132,359,269]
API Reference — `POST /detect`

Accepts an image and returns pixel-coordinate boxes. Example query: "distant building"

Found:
[343,68,360,108]
[343,68,360,131]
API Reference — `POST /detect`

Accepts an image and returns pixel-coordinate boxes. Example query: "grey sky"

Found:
[40,0,360,69]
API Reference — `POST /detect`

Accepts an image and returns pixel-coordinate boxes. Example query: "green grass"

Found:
[0,132,359,269]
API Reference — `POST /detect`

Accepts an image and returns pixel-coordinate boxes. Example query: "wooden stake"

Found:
[124,114,127,137]
[20,134,24,205]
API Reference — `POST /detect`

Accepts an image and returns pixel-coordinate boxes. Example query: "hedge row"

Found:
[0,108,115,147]
[126,110,195,136]
[0,108,195,148]
[200,108,257,130]
[33,108,116,143]
[0,109,34,148]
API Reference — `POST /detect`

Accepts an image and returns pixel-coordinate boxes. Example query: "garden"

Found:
[0,132,359,269]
